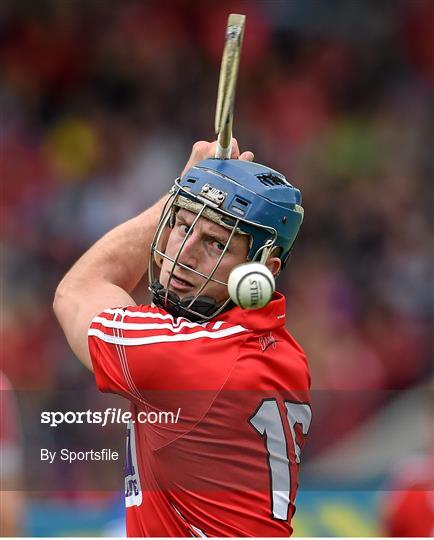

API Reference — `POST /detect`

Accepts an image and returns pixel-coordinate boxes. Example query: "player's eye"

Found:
[213,240,226,252]
[178,223,190,235]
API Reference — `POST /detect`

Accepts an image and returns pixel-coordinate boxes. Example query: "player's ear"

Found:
[266,256,281,277]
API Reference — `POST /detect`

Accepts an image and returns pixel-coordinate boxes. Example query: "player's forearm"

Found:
[57,196,168,295]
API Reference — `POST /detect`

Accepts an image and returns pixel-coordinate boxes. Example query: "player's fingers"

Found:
[181,140,214,177]
[192,140,214,160]
[239,151,254,162]
[182,139,248,177]
[230,138,240,159]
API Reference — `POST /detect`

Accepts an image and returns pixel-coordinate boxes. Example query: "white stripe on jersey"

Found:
[88,324,247,346]
[212,321,224,330]
[103,308,192,323]
[171,503,208,537]
[92,316,212,333]
[190,523,208,538]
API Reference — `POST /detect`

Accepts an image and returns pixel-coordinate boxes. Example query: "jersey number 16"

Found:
[249,399,312,521]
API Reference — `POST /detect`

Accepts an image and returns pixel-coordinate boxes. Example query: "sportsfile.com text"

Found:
[41,407,181,427]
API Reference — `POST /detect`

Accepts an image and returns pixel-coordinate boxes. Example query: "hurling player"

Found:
[54,140,311,536]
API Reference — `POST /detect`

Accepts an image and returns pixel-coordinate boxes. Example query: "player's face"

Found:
[159,209,250,304]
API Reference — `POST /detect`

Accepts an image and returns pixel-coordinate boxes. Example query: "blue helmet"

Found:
[178,159,304,266]
[149,159,304,321]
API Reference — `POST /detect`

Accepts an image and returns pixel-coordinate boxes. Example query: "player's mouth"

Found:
[168,273,195,292]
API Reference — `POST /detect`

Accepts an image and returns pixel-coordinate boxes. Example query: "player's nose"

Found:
[177,233,200,270]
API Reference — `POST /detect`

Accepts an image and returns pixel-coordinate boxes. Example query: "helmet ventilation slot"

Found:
[256,173,287,186]
[230,196,249,216]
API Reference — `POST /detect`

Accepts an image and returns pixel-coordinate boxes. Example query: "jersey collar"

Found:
[214,292,286,331]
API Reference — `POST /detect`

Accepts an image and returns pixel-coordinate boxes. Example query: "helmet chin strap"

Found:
[150,281,233,322]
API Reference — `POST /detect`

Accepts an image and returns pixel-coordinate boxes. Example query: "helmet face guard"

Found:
[149,159,304,322]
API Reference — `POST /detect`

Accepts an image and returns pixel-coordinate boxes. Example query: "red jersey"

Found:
[381,455,434,537]
[88,292,311,537]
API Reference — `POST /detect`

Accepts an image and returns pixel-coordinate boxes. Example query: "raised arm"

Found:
[53,139,253,371]
[53,197,166,371]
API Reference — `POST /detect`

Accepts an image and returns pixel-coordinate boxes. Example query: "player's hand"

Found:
[181,138,254,177]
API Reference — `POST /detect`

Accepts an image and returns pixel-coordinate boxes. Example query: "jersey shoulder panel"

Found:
[88,304,249,399]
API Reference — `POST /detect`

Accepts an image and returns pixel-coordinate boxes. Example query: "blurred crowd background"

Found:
[1,0,433,536]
